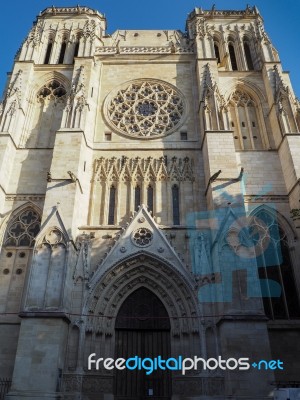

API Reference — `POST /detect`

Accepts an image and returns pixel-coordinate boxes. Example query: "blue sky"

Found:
[0,1,299,97]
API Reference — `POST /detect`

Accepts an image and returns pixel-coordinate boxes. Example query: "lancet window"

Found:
[229,90,263,150]
[172,184,180,225]
[250,210,300,320]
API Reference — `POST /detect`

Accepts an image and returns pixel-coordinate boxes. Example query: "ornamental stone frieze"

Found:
[95,45,194,55]
[93,156,194,182]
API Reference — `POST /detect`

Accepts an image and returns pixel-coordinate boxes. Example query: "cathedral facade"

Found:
[0,5,300,400]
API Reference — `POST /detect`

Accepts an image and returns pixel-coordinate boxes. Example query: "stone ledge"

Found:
[19,311,71,323]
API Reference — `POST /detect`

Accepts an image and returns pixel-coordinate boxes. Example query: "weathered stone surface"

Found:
[0,5,300,400]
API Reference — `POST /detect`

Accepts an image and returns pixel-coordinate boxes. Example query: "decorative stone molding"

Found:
[120,46,172,54]
[6,70,23,100]
[63,65,88,129]
[95,45,194,55]
[85,255,199,336]
[189,6,258,18]
[5,195,45,202]
[39,227,67,248]
[93,156,194,183]
[195,18,207,39]
[44,229,64,245]
[131,227,153,247]
[3,209,41,247]
[244,195,289,203]
[104,79,187,139]
[73,233,92,282]
[230,90,255,107]
[82,20,96,40]
[37,80,67,104]
[26,20,43,47]
[291,209,300,221]
[95,46,118,54]
[175,45,194,54]
[0,69,23,130]
[40,6,103,18]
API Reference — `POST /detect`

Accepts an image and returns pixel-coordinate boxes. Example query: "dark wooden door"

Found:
[114,288,171,400]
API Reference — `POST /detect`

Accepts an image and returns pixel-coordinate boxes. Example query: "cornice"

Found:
[39,6,105,19]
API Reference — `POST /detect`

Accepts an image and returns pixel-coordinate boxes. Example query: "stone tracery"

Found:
[230,89,254,107]
[132,228,153,247]
[4,209,41,247]
[104,79,186,138]
[93,156,194,182]
[85,255,199,336]
[37,80,67,103]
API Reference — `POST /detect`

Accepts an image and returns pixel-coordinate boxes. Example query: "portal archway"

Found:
[114,287,171,399]
[82,254,201,398]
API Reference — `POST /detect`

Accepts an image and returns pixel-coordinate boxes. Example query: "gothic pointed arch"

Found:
[43,36,54,65]
[21,72,70,148]
[115,286,171,330]
[84,253,200,337]
[24,205,71,311]
[71,30,83,62]
[205,207,264,305]
[114,287,172,398]
[249,204,298,242]
[212,33,223,64]
[227,85,267,150]
[0,204,41,314]
[273,66,298,134]
[0,203,41,248]
[227,34,239,71]
[25,225,68,311]
[58,35,68,64]
[242,35,255,71]
[0,202,41,248]
[249,205,300,320]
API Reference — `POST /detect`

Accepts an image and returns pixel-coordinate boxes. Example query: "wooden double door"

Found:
[114,288,171,400]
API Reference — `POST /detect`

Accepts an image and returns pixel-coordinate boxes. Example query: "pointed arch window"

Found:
[44,40,53,64]
[228,43,238,71]
[108,186,116,225]
[147,185,154,214]
[25,80,67,148]
[134,185,141,212]
[58,40,67,64]
[0,208,41,314]
[74,42,80,58]
[243,41,254,71]
[73,42,80,63]
[4,208,41,247]
[214,43,221,64]
[250,210,300,320]
[172,184,180,225]
[229,90,263,150]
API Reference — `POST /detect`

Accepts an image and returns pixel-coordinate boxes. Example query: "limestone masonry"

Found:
[0,5,300,400]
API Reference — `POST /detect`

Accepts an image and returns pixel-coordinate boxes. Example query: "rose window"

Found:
[104,79,186,139]
[132,228,153,247]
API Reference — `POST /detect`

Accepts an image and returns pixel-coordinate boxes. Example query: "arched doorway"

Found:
[114,287,171,400]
